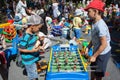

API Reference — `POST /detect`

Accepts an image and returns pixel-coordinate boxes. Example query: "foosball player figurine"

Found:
[73,65,77,71]
[65,58,68,65]
[55,58,59,63]
[74,58,78,63]
[64,52,66,56]
[57,64,61,72]
[54,52,57,57]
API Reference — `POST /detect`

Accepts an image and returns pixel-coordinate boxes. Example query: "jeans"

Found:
[25,63,38,80]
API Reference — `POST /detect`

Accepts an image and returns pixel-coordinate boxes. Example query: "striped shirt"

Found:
[18,33,39,65]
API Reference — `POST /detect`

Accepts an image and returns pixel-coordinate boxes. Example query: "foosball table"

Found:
[46,44,90,80]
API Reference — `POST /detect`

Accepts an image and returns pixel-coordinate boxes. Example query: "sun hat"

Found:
[85,0,105,12]
[27,15,43,25]
[74,9,83,16]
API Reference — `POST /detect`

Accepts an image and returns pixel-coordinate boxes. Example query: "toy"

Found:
[37,60,48,73]
[46,44,90,80]
[81,41,89,54]
[0,23,16,43]
[0,23,11,28]
[4,25,16,42]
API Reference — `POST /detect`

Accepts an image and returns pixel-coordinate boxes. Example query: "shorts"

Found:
[91,50,111,77]
[25,63,38,80]
[0,51,7,64]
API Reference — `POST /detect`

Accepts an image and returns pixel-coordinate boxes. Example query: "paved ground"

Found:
[1,50,120,80]
[0,30,120,80]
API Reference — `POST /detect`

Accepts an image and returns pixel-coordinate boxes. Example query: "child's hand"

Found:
[32,48,39,52]
[89,56,96,62]
[33,46,42,52]
[40,47,45,51]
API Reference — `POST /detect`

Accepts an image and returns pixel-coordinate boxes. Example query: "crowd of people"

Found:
[0,0,120,80]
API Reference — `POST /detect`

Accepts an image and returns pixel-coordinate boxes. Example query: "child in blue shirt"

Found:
[18,15,43,80]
